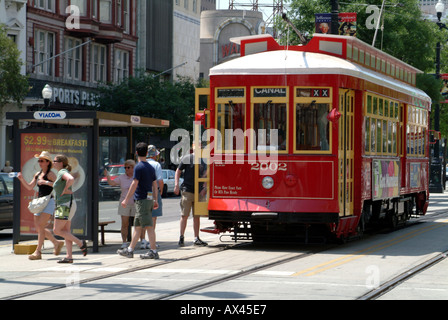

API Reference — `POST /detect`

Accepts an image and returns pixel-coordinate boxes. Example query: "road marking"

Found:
[292,219,448,277]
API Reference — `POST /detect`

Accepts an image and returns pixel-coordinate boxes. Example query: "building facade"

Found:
[26,0,138,110]
[200,9,265,79]
[0,0,139,167]
[0,0,27,170]
[137,0,202,81]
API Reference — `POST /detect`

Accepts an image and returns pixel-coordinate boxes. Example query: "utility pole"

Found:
[331,0,339,35]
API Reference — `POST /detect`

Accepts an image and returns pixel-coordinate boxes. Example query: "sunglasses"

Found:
[125,166,133,169]
[53,160,62,163]
[38,159,48,163]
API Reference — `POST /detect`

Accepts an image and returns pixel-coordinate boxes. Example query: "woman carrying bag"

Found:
[52,154,87,263]
[17,151,64,260]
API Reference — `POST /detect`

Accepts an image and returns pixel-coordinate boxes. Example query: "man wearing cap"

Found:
[145,145,163,250]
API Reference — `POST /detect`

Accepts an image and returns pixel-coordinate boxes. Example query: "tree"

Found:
[280,0,445,73]
[0,25,29,108]
[95,74,198,138]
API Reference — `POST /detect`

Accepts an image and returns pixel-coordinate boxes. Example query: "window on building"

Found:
[123,0,130,33]
[193,0,197,12]
[115,49,129,83]
[70,0,86,16]
[185,0,189,10]
[117,0,122,27]
[92,0,98,18]
[35,0,55,12]
[100,0,112,23]
[35,30,55,76]
[91,43,107,83]
[64,37,82,80]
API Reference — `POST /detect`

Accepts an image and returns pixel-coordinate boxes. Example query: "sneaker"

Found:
[194,238,208,246]
[178,235,185,247]
[121,242,129,249]
[140,239,149,249]
[140,250,159,260]
[117,248,133,258]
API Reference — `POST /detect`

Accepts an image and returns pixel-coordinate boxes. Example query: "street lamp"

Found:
[430,1,445,193]
[42,84,52,109]
[436,0,444,21]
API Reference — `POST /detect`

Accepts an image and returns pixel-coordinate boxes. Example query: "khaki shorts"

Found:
[118,203,135,217]
[134,199,153,227]
[180,191,195,217]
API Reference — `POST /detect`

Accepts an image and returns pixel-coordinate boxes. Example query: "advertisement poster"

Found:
[372,160,400,200]
[410,163,422,189]
[441,73,448,103]
[315,12,357,37]
[19,132,89,237]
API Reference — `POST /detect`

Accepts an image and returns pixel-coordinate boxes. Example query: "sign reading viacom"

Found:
[34,111,67,120]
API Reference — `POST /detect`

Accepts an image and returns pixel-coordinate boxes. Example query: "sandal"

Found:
[57,257,73,264]
[80,240,88,257]
[54,241,64,256]
[28,251,42,260]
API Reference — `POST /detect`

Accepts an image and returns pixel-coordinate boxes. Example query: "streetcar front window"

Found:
[295,102,330,151]
[216,102,245,152]
[253,102,287,151]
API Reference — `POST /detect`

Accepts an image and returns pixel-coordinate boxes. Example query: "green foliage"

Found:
[96,74,199,138]
[280,0,444,73]
[0,25,29,108]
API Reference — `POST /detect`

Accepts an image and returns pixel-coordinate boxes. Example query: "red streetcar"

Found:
[194,33,431,242]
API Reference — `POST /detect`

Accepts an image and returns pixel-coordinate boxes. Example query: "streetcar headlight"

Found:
[262,176,274,190]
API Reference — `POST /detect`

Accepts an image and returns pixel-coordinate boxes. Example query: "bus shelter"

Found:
[6,111,169,252]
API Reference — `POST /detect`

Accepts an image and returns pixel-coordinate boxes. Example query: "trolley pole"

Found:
[331,0,339,35]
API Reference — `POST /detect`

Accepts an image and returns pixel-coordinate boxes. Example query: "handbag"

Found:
[28,194,51,214]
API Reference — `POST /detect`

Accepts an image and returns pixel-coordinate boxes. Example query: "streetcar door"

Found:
[194,88,210,216]
[338,89,355,217]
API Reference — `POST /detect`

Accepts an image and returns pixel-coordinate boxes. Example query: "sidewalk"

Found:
[0,217,223,299]
[1,191,447,300]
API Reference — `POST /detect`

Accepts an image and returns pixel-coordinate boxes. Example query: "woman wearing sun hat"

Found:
[17,151,64,260]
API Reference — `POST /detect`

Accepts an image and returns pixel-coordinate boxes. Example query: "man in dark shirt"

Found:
[118,142,159,259]
[174,151,208,247]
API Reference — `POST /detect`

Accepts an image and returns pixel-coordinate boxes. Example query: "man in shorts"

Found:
[174,150,208,247]
[146,145,163,248]
[117,142,159,259]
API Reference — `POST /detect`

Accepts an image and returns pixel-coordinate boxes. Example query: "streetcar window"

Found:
[406,106,427,158]
[295,103,329,151]
[216,102,245,152]
[253,102,287,151]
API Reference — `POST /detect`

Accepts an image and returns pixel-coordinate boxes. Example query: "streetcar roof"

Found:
[209,49,431,104]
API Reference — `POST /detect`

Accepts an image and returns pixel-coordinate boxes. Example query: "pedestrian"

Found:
[117,142,159,259]
[52,154,87,263]
[104,159,136,249]
[146,145,163,249]
[174,147,208,247]
[17,151,64,260]
[1,160,13,173]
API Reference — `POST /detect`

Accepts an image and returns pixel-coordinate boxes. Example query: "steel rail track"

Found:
[156,246,332,300]
[2,242,250,300]
[357,249,448,300]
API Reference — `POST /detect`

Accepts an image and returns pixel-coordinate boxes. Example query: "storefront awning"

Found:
[6,110,170,128]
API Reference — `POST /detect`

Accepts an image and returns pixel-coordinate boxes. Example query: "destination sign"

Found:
[253,88,287,97]
[217,88,245,98]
